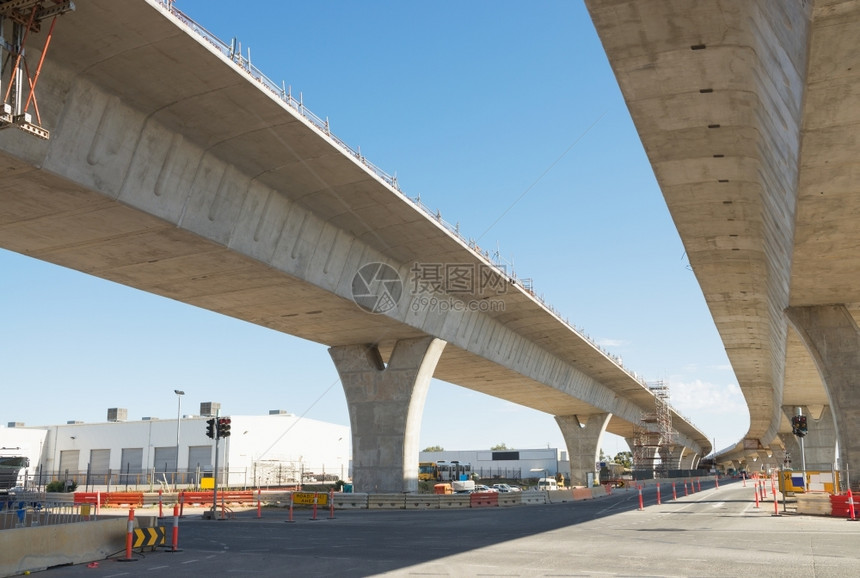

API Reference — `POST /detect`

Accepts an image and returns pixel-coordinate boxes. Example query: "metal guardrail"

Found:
[151,1,698,429]
[1,493,96,530]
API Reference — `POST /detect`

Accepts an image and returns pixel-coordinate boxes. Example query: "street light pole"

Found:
[174,389,185,490]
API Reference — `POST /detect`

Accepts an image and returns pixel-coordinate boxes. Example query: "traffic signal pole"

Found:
[793,408,807,493]
[204,411,232,518]
[211,410,220,519]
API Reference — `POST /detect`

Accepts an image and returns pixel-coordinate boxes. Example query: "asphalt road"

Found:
[34,479,860,577]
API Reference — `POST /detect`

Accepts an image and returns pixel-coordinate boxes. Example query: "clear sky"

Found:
[0,0,749,458]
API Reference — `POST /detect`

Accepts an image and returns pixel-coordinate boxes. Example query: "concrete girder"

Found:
[0,69,693,446]
[0,0,711,462]
[585,0,810,455]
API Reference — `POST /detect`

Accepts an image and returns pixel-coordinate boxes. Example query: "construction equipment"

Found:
[632,381,676,478]
[0,0,75,139]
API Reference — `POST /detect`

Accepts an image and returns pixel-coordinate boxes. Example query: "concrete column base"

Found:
[330,336,446,494]
[626,436,659,476]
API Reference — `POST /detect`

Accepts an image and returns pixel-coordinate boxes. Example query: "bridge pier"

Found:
[329,337,446,494]
[786,305,860,490]
[780,405,837,472]
[627,437,658,479]
[555,413,610,487]
[658,446,680,472]
[678,447,699,470]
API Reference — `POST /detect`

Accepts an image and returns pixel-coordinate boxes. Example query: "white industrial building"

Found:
[2,406,351,490]
[420,448,571,481]
[3,405,572,491]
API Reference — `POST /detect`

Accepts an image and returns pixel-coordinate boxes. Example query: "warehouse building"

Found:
[419,448,571,482]
[2,405,350,490]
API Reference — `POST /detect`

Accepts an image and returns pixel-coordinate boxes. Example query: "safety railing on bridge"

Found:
[150,1,699,427]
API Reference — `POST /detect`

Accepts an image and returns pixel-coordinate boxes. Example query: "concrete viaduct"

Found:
[0,0,708,492]
[587,0,860,487]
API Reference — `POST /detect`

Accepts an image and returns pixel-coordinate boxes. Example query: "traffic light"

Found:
[791,415,808,438]
[206,418,216,439]
[218,417,231,438]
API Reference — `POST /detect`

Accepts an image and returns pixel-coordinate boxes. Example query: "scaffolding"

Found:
[0,0,74,139]
[632,381,676,478]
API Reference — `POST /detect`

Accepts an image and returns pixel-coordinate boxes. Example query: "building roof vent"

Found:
[200,402,221,417]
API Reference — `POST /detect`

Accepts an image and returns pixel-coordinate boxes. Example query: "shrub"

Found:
[46,480,78,492]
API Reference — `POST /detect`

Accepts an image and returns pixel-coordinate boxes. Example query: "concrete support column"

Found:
[329,336,446,493]
[678,447,698,470]
[658,446,679,473]
[781,405,837,471]
[555,413,610,487]
[627,437,657,479]
[781,434,801,470]
[756,450,777,469]
[786,305,860,490]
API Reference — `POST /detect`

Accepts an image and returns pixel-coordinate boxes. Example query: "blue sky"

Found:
[0,0,748,457]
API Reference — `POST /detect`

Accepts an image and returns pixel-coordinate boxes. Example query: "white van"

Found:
[537,477,558,491]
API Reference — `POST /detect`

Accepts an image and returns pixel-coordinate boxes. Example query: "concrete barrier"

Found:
[405,495,440,509]
[797,493,832,516]
[571,488,593,500]
[546,489,577,504]
[0,517,128,578]
[497,492,522,507]
[591,485,611,498]
[261,491,294,507]
[367,494,406,509]
[438,494,471,509]
[470,492,499,508]
[333,493,369,509]
[520,491,548,505]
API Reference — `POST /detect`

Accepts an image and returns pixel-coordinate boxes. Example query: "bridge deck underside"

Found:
[0,154,638,438]
[586,0,860,459]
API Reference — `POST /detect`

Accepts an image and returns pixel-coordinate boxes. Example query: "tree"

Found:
[490,443,509,450]
[613,451,633,469]
[423,445,444,452]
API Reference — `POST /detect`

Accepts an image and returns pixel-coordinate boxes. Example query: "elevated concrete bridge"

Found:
[588,0,860,485]
[0,0,708,491]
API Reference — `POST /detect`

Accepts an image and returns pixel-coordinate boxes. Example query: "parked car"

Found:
[491,483,520,493]
[474,484,498,493]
